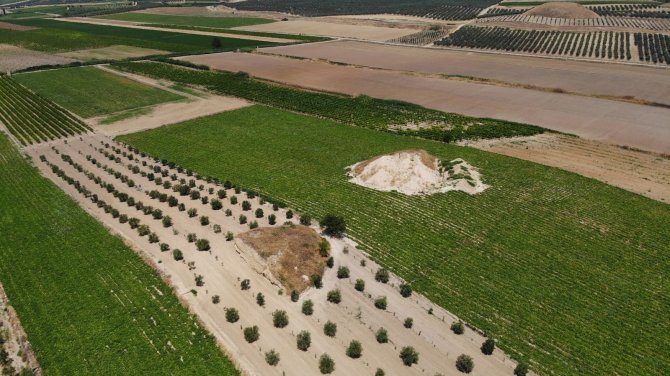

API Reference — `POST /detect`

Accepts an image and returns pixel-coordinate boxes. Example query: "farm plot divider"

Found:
[0,75,90,146]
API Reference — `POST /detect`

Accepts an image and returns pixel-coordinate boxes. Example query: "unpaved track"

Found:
[261,40,670,106]
[55,17,299,43]
[181,52,670,153]
[27,135,523,376]
[462,133,670,203]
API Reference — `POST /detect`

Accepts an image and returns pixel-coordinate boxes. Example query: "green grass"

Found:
[0,18,282,53]
[119,105,670,376]
[15,67,184,118]
[99,13,275,29]
[0,132,239,375]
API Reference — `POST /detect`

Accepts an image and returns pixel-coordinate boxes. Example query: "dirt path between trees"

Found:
[180,52,670,153]
[26,134,527,376]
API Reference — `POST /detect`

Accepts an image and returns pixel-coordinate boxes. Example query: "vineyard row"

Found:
[475,14,670,31]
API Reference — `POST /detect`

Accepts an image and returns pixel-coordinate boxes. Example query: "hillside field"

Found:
[0,133,238,374]
[15,67,184,118]
[99,13,275,29]
[119,105,670,376]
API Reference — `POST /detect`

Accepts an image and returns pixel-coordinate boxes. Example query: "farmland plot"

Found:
[118,105,670,376]
[0,133,239,375]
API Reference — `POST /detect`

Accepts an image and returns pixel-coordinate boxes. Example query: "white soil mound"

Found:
[347,149,488,195]
[525,3,599,19]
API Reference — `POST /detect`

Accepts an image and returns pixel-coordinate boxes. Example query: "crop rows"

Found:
[591,4,670,19]
[475,14,670,31]
[0,75,90,145]
[634,32,670,64]
[436,26,633,61]
[386,29,450,45]
[477,6,524,18]
[110,61,543,143]
[230,0,498,20]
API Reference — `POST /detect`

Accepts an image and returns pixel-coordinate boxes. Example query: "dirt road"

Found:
[261,40,670,106]
[181,52,670,153]
[27,135,524,376]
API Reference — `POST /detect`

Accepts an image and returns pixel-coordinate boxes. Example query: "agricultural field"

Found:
[0,75,90,145]
[0,132,239,374]
[14,66,184,118]
[229,0,498,20]
[118,105,670,376]
[98,12,276,29]
[387,28,451,45]
[475,12,670,30]
[0,18,282,54]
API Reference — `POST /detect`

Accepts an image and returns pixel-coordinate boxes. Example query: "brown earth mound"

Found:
[0,21,36,31]
[525,3,599,19]
[238,224,327,292]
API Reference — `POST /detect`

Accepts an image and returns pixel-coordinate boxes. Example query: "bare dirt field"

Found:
[56,17,298,43]
[0,21,35,31]
[90,65,251,135]
[0,284,38,375]
[233,20,417,41]
[136,5,295,20]
[260,40,670,105]
[0,44,77,72]
[181,52,670,153]
[525,2,599,18]
[26,134,526,376]
[57,45,168,61]
[462,133,670,203]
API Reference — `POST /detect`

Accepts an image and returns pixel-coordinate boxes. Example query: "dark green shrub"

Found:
[290,290,299,302]
[160,243,170,252]
[399,346,419,366]
[319,353,334,374]
[346,340,362,359]
[273,310,289,328]
[256,292,265,307]
[326,257,334,268]
[451,321,465,335]
[195,274,204,287]
[242,200,251,210]
[187,208,197,217]
[456,354,474,373]
[211,199,222,210]
[173,249,183,261]
[243,325,259,343]
[337,266,349,279]
[323,321,337,337]
[299,214,311,226]
[240,279,250,290]
[355,279,365,292]
[255,208,264,218]
[481,338,495,355]
[200,216,209,226]
[320,214,346,237]
[326,289,341,304]
[162,216,172,227]
[268,214,276,225]
[376,327,388,343]
[297,330,311,351]
[302,299,314,315]
[399,283,412,297]
[265,349,280,366]
[212,295,220,304]
[404,317,413,328]
[514,363,529,376]
[375,268,389,283]
[196,238,210,251]
[311,274,322,288]
[374,296,387,310]
[226,307,239,323]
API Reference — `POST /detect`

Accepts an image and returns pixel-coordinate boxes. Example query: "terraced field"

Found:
[119,105,670,376]
[0,75,90,145]
[0,132,239,375]
[15,66,184,118]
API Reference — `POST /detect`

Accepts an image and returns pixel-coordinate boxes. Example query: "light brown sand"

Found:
[234,20,417,41]
[525,2,599,18]
[57,45,168,61]
[0,44,77,72]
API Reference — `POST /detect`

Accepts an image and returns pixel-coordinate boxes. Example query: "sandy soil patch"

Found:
[136,5,291,19]
[26,134,524,376]
[90,65,250,135]
[182,52,670,153]
[55,17,298,43]
[234,20,417,41]
[0,284,39,375]
[238,225,327,292]
[462,133,670,203]
[260,40,670,106]
[525,2,599,18]
[0,44,77,73]
[0,21,35,31]
[57,45,168,61]
[348,150,487,195]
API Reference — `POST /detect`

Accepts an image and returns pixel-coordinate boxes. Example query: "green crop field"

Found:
[0,75,90,145]
[99,13,275,29]
[15,67,184,118]
[119,105,670,376]
[0,132,239,375]
[0,18,281,53]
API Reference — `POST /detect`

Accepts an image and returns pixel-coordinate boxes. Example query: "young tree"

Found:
[242,200,251,211]
[160,243,170,252]
[217,189,227,199]
[268,214,276,225]
[212,295,220,304]
[273,310,289,328]
[187,233,197,243]
[320,214,346,237]
[256,292,265,307]
[188,208,198,218]
[225,307,239,323]
[327,289,341,304]
[374,296,387,310]
[337,266,349,279]
[213,224,222,233]
[297,330,311,351]
[404,317,413,329]
[240,279,250,290]
[455,354,474,373]
[243,325,259,343]
[173,249,183,261]
[230,196,238,205]
[148,233,159,244]
[375,268,390,283]
[481,338,495,355]
[255,208,264,218]
[162,216,172,228]
[302,299,314,315]
[326,257,334,268]
[290,290,299,302]
[451,321,465,335]
[346,340,362,359]
[152,208,163,220]
[286,210,293,219]
[319,354,335,374]
[514,363,529,376]
[129,217,140,229]
[323,321,337,337]
[354,279,365,292]
[265,349,280,366]
[375,368,385,376]
[249,220,258,229]
[399,346,419,366]
[226,231,234,241]
[319,238,330,257]
[299,214,311,226]
[375,327,388,343]
[195,274,204,287]
[239,215,247,224]
[211,199,222,210]
[311,274,323,289]
[399,283,412,298]
[200,216,209,226]
[196,238,210,251]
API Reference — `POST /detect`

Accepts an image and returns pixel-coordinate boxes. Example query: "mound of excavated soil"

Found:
[238,225,327,292]
[347,149,488,195]
[525,3,599,19]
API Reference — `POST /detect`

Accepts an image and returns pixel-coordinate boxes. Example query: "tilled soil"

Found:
[26,134,524,376]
